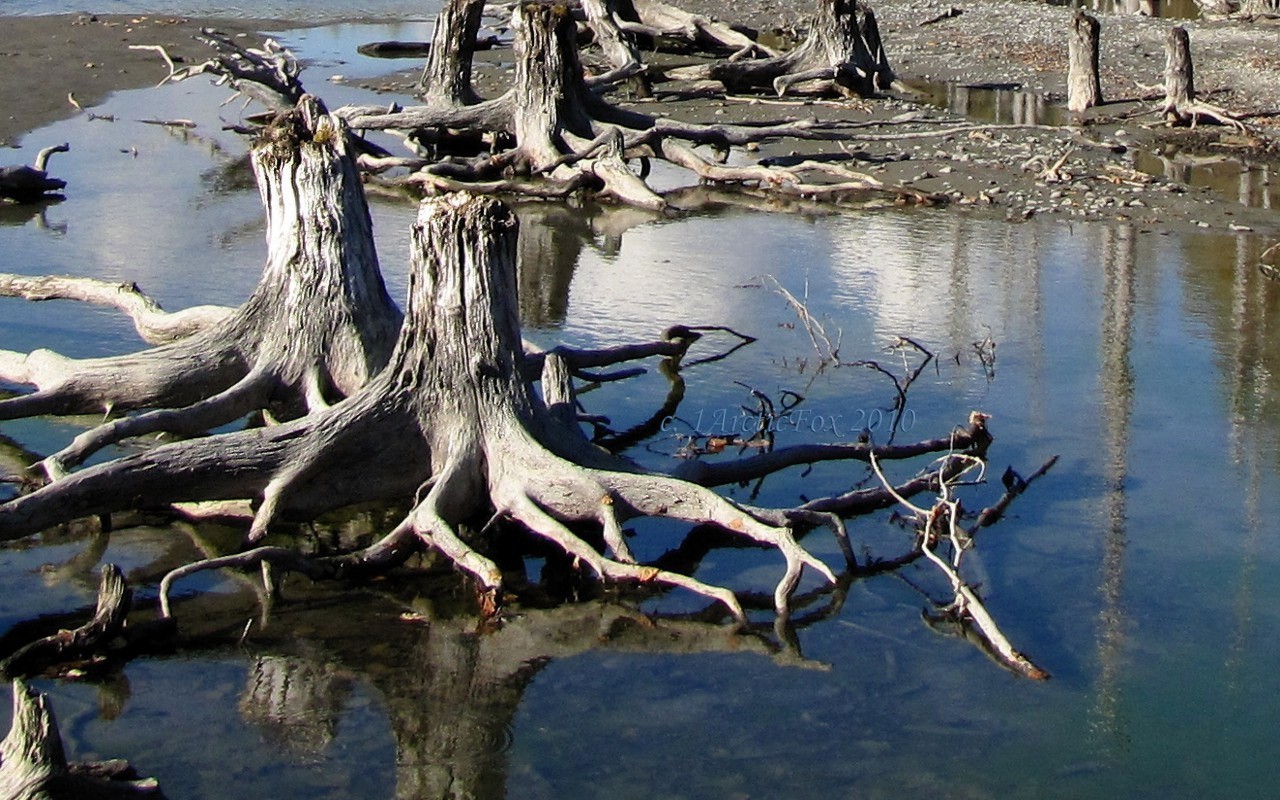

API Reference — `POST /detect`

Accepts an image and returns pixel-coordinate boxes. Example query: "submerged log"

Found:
[1066,11,1103,115]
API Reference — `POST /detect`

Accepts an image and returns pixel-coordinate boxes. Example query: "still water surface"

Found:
[2,20,1280,800]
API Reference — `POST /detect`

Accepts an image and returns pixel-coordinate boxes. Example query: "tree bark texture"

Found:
[1160,26,1242,128]
[1162,25,1196,123]
[0,96,402,477]
[1066,11,1103,114]
[418,0,485,105]
[0,193,840,620]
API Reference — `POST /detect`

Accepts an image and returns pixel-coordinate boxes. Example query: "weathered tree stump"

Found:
[1161,26,1243,128]
[1066,11,1103,115]
[418,0,485,106]
[0,679,164,799]
[1162,26,1195,122]
[343,2,893,209]
[581,0,652,93]
[669,0,897,97]
[0,97,403,478]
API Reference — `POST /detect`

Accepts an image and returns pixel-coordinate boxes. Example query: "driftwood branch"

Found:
[868,445,1050,679]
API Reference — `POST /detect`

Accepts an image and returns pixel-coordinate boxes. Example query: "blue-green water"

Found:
[3,20,1280,800]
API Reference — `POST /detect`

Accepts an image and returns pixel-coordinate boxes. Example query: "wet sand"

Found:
[0,14,264,149]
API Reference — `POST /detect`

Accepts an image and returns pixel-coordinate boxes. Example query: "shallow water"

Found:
[4,0,442,22]
[4,20,1280,800]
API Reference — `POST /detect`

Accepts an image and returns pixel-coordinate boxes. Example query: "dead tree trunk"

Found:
[1162,26,1195,123]
[1161,26,1242,128]
[418,0,485,105]
[627,0,776,56]
[0,96,403,478]
[668,0,897,97]
[1066,11,1103,115]
[0,680,163,799]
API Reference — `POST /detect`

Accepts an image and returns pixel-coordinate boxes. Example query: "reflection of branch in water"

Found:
[0,433,41,502]
[0,198,67,234]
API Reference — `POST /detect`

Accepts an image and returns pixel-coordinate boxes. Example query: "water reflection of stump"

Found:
[515,203,660,329]
[516,204,588,329]
[233,597,772,800]
[238,653,353,757]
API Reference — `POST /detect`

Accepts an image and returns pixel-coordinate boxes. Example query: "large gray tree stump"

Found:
[669,0,898,97]
[0,97,403,478]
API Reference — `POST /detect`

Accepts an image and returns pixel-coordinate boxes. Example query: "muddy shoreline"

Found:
[1,4,1278,237]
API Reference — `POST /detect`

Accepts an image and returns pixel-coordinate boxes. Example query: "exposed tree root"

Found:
[581,0,651,91]
[625,0,778,57]
[159,28,303,112]
[0,273,233,345]
[667,0,899,98]
[345,3,901,210]
[0,566,131,679]
[0,193,993,625]
[155,1,926,209]
[0,97,403,479]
